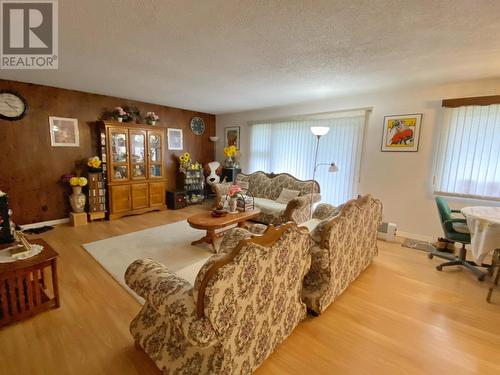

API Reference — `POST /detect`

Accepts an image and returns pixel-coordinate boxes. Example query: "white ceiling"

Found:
[2,0,500,114]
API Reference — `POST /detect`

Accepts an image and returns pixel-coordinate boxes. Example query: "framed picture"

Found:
[49,117,79,147]
[224,126,240,149]
[381,113,422,152]
[167,128,183,150]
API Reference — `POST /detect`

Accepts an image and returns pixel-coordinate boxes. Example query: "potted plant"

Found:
[114,107,127,122]
[226,184,242,213]
[145,112,159,126]
[223,145,238,167]
[87,156,102,172]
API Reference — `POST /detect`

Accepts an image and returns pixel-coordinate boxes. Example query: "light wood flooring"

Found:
[1,206,499,375]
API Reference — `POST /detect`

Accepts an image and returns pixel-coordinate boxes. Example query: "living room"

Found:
[1,1,499,375]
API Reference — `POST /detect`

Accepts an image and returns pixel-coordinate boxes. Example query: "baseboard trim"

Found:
[397,231,436,243]
[20,217,70,230]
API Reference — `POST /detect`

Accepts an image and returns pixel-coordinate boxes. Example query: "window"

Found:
[434,105,500,200]
[249,111,366,205]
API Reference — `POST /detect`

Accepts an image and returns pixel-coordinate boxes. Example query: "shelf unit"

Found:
[87,172,106,221]
[183,169,205,204]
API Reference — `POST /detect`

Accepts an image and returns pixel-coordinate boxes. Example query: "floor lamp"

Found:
[310,126,339,218]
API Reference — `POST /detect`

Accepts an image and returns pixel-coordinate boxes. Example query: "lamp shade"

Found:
[310,126,330,136]
[328,163,339,172]
[209,136,219,142]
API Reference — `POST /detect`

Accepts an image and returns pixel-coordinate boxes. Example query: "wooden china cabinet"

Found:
[97,121,166,219]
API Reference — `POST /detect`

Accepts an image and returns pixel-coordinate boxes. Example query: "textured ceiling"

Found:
[1,0,500,114]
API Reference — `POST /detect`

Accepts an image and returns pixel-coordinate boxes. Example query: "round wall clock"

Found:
[190,116,205,135]
[0,90,27,121]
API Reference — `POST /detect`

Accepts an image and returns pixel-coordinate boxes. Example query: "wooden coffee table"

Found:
[187,209,261,252]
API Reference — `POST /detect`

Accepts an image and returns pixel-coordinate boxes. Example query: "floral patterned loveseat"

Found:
[125,222,312,374]
[213,171,321,225]
[302,195,383,314]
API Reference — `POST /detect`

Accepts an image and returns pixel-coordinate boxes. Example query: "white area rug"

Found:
[82,220,215,302]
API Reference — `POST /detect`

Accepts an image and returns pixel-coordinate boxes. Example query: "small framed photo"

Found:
[381,113,422,152]
[167,128,183,150]
[49,117,79,147]
[224,126,240,149]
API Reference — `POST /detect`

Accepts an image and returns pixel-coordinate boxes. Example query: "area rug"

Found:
[82,220,215,302]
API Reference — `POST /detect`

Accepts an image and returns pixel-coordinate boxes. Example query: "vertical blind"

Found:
[249,112,366,205]
[434,105,500,200]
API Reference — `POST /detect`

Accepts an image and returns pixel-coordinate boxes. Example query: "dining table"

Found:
[460,206,500,264]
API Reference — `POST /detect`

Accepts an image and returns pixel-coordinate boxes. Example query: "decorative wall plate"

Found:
[190,116,205,135]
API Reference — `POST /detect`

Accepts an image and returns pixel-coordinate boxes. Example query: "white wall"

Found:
[216,78,500,240]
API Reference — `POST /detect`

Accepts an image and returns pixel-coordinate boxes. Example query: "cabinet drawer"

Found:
[110,185,131,213]
[149,182,165,207]
[131,183,149,209]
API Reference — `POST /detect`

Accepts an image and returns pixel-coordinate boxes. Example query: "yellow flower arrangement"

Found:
[179,152,191,163]
[69,177,88,187]
[87,156,102,169]
[224,145,237,157]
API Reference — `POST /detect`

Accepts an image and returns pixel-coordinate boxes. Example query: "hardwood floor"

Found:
[1,207,499,375]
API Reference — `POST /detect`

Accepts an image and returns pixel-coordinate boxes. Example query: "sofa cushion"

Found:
[254,197,287,216]
[276,188,300,204]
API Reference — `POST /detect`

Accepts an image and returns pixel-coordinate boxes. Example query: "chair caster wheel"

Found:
[436,265,443,271]
[478,275,486,282]
[428,253,434,259]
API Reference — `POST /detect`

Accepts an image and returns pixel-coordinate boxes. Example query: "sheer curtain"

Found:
[249,112,366,205]
[434,105,500,200]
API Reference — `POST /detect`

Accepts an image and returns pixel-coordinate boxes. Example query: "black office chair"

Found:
[428,197,487,281]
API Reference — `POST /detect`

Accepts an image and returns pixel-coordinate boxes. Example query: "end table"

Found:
[0,239,60,328]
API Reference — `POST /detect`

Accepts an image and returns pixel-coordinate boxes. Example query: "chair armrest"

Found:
[125,259,217,347]
[443,218,467,225]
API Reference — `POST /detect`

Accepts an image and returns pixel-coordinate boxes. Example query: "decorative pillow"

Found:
[276,188,300,204]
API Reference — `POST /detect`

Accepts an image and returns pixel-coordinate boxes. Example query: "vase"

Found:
[147,120,156,126]
[228,197,237,213]
[224,157,234,168]
[117,117,123,123]
[69,186,86,213]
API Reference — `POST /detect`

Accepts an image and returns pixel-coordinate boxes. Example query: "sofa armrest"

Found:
[284,193,321,223]
[125,259,217,347]
[312,203,337,220]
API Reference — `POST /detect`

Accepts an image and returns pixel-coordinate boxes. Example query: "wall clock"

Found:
[0,90,28,121]
[190,116,205,135]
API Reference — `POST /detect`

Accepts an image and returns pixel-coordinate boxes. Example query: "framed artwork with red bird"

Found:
[381,113,422,152]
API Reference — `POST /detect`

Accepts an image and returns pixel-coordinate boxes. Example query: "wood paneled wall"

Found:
[0,79,215,224]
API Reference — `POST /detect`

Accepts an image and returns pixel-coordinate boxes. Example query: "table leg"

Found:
[191,230,218,253]
[51,259,60,308]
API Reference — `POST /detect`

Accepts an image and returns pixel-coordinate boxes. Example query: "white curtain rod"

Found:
[247,107,373,125]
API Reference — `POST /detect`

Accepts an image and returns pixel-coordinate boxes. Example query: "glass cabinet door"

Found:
[109,128,129,181]
[130,131,146,179]
[148,131,163,178]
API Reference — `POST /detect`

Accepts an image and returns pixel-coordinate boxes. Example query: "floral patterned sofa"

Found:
[302,195,383,314]
[125,222,312,374]
[213,171,320,225]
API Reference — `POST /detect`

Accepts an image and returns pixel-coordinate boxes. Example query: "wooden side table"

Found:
[0,239,60,328]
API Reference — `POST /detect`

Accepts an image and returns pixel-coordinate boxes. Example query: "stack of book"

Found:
[237,195,254,212]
